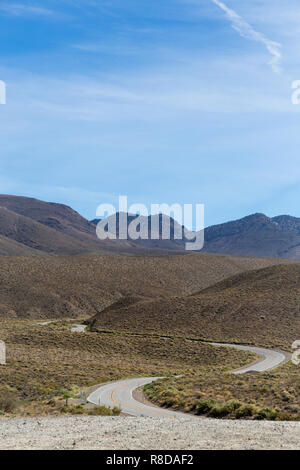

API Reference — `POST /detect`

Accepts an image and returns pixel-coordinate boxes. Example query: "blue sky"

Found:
[1,0,300,226]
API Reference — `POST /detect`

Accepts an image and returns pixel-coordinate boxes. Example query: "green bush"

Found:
[207,400,242,418]
[194,398,259,419]
[88,405,121,416]
[70,405,85,415]
[222,400,242,414]
[256,407,279,420]
[194,399,217,415]
[208,404,228,418]
[234,404,258,418]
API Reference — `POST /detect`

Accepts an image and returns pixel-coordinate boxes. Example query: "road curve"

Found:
[209,343,290,374]
[87,343,291,417]
[87,377,184,418]
[71,324,87,333]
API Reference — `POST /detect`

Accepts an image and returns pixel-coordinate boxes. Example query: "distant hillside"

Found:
[202,213,300,259]
[89,263,300,349]
[0,253,290,319]
[0,195,137,255]
[0,206,95,255]
[93,212,300,259]
[91,212,189,251]
[1,194,300,258]
[0,195,190,255]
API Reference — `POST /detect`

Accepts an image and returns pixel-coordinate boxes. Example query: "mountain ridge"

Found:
[1,194,300,258]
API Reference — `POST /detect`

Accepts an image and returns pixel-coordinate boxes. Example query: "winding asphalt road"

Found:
[209,342,290,374]
[71,324,87,333]
[87,377,182,418]
[87,342,291,417]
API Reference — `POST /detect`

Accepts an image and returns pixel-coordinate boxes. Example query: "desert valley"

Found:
[0,195,297,439]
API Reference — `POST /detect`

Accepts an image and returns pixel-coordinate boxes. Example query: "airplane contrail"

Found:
[211,0,282,74]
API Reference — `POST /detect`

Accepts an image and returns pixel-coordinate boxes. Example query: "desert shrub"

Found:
[112,406,121,415]
[69,405,85,415]
[208,404,228,418]
[194,399,217,415]
[47,399,56,407]
[58,385,81,399]
[256,407,279,420]
[221,400,242,414]
[0,393,18,413]
[285,404,300,414]
[88,405,121,416]
[234,404,258,418]
[160,392,183,408]
[207,400,242,418]
[194,399,259,419]
[59,404,121,415]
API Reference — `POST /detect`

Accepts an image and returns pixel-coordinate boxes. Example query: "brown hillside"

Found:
[0,194,95,239]
[0,252,291,319]
[202,213,300,259]
[0,234,43,256]
[2,195,300,258]
[0,207,101,255]
[89,263,300,349]
[0,195,134,255]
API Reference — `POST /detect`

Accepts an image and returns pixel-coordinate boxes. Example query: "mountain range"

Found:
[1,194,300,259]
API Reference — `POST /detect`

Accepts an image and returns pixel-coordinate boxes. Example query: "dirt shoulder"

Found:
[0,415,299,450]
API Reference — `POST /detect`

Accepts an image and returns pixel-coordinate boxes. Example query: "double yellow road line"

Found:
[110,382,173,419]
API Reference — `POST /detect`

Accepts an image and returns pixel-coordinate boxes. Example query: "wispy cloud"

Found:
[211,0,282,74]
[72,43,142,56]
[0,3,56,18]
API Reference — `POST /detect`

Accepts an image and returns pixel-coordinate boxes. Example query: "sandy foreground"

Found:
[0,416,299,450]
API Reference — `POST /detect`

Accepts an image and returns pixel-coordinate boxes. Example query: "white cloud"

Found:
[211,0,282,74]
[72,43,142,56]
[0,54,291,133]
[0,3,57,18]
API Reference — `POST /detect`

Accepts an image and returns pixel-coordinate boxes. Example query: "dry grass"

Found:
[0,319,255,415]
[144,362,300,420]
[0,253,293,319]
[90,264,300,349]
[60,404,121,416]
[0,255,299,418]
[0,318,298,420]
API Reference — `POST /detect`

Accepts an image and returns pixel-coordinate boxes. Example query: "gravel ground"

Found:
[0,416,299,450]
